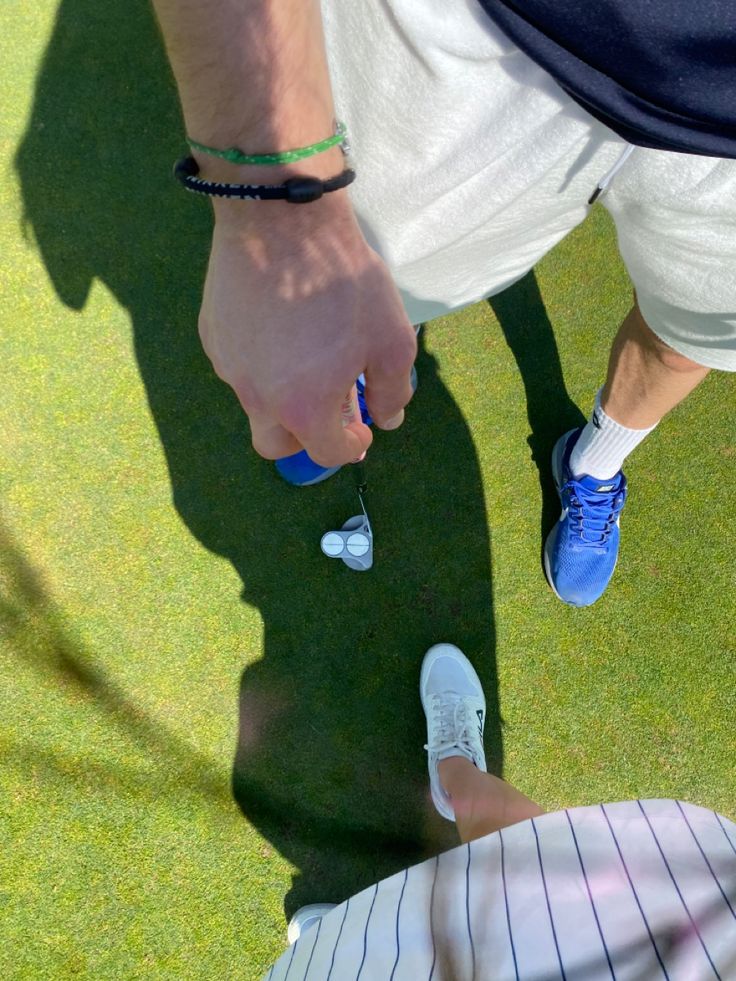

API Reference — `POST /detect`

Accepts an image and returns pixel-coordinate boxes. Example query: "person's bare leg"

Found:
[601,301,710,428]
[551,301,711,601]
[438,756,544,844]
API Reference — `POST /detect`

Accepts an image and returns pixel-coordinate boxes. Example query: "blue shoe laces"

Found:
[565,480,625,546]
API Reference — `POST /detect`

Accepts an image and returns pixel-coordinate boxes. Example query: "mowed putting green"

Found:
[2,1,734,977]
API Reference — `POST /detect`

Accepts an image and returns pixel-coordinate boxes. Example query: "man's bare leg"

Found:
[546,300,711,605]
[438,756,544,844]
[600,302,710,429]
[570,301,711,479]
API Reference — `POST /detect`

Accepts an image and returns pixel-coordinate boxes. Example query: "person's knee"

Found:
[631,302,709,375]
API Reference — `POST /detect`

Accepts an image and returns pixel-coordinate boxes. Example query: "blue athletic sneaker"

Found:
[544,428,627,607]
[275,368,416,486]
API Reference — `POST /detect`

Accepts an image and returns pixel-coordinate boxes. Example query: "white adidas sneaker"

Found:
[420,644,487,822]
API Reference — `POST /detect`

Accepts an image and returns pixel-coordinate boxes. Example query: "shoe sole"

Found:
[543,429,618,608]
[543,430,574,604]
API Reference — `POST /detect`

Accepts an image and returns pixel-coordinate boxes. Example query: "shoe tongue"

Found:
[576,472,619,494]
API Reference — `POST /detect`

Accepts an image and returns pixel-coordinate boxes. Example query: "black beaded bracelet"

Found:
[173,156,356,203]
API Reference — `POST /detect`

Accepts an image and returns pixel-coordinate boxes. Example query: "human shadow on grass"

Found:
[15,0,501,916]
[489,275,586,563]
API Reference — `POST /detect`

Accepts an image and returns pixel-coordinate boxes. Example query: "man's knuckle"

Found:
[249,432,271,458]
[379,337,417,376]
[278,390,322,436]
[228,376,266,416]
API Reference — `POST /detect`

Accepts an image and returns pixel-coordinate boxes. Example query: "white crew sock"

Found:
[570,389,658,480]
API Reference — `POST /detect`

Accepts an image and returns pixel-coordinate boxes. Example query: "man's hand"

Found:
[198,194,418,468]
[150,0,412,465]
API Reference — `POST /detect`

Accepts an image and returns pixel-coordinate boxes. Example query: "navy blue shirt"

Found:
[477,0,736,157]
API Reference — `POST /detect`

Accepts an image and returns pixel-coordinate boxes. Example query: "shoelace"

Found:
[567,481,625,546]
[424,694,475,759]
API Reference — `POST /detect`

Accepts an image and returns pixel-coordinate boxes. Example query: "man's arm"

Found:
[154,0,340,178]
[152,0,417,466]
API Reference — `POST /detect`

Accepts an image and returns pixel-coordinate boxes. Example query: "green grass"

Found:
[2,1,735,977]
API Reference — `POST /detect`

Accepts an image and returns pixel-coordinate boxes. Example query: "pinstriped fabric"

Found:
[356,884,379,980]
[428,856,439,980]
[280,936,298,981]
[389,869,409,981]
[326,897,350,981]
[465,843,476,981]
[263,801,736,979]
[301,916,322,980]
[676,802,736,922]
[715,812,736,856]
[600,802,670,979]
[637,800,721,978]
[564,809,615,978]
[499,829,519,981]
[531,818,566,980]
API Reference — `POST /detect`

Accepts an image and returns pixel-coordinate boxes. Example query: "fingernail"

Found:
[382,411,404,430]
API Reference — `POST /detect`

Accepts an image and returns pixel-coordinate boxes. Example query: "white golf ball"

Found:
[321,532,345,557]
[346,533,370,557]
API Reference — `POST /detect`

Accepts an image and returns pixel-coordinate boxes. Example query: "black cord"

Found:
[173,156,355,203]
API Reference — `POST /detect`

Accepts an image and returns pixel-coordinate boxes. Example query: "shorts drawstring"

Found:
[589,143,636,204]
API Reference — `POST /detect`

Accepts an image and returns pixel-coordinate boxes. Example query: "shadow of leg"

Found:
[489,273,586,564]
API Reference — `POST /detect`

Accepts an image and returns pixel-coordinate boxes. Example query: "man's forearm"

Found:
[152,0,342,180]
[151,1,416,465]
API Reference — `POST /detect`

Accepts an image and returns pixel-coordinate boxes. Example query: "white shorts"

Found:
[264,799,736,979]
[322,0,736,371]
